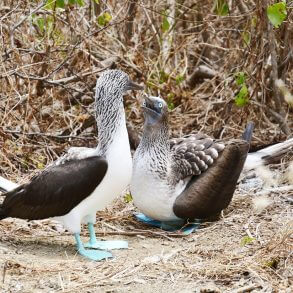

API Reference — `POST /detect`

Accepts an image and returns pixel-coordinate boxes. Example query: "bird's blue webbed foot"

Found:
[78,247,112,261]
[134,213,200,235]
[84,223,128,250]
[74,233,112,261]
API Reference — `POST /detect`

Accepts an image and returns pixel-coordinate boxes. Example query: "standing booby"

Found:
[0,70,143,260]
[130,95,254,230]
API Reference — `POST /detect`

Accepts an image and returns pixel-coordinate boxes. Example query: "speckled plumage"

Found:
[170,133,225,185]
[56,70,131,166]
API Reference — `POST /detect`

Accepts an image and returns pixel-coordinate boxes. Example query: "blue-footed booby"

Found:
[130,95,255,231]
[0,70,143,260]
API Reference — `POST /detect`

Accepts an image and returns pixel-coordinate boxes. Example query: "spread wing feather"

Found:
[170,133,225,181]
[55,147,96,166]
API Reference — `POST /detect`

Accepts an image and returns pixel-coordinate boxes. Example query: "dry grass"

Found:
[0,1,293,292]
[1,0,292,182]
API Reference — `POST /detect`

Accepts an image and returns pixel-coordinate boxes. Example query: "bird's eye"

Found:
[142,100,146,106]
[158,102,163,108]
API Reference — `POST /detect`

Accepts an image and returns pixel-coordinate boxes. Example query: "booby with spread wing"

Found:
[0,70,143,260]
[130,95,254,231]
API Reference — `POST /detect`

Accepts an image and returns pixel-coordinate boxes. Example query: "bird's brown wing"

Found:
[173,139,249,219]
[0,156,107,220]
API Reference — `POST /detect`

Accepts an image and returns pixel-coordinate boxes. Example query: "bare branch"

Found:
[267,15,291,135]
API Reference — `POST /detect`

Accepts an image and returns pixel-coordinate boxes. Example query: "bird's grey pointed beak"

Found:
[141,95,154,113]
[142,96,160,125]
[125,80,144,91]
[143,95,153,105]
[142,106,157,119]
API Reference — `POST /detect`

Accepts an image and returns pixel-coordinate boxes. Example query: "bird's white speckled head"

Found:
[142,95,169,127]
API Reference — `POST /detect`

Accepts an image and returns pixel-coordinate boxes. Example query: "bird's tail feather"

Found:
[0,207,6,220]
[244,138,293,171]
[242,121,254,143]
[0,176,19,193]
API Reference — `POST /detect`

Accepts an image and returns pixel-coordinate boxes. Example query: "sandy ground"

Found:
[0,174,292,293]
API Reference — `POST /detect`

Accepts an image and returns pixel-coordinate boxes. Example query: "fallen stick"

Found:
[231,284,262,293]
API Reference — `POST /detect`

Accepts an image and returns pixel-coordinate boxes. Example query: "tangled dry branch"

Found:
[0,2,292,182]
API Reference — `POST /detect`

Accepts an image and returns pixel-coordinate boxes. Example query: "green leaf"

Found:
[251,16,257,27]
[162,14,170,33]
[167,93,175,110]
[240,236,255,247]
[76,0,85,6]
[146,80,156,89]
[235,72,246,86]
[265,258,279,269]
[45,0,55,10]
[56,0,65,8]
[235,84,249,107]
[37,162,45,169]
[103,12,112,23]
[68,0,85,6]
[36,17,45,33]
[159,70,169,84]
[242,31,251,46]
[41,15,54,38]
[213,0,229,16]
[175,74,184,85]
[267,2,287,28]
[97,15,105,26]
[124,193,133,203]
[97,12,112,26]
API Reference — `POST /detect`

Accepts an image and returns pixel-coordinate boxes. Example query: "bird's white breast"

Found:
[131,154,182,221]
[56,123,132,233]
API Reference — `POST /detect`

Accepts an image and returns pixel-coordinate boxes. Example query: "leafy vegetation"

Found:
[97,12,112,27]
[161,12,170,33]
[0,0,292,177]
[124,193,133,203]
[213,0,229,16]
[267,1,287,28]
[234,72,249,107]
[240,236,256,247]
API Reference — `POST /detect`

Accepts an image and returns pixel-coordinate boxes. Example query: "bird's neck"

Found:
[95,95,126,156]
[137,121,170,175]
